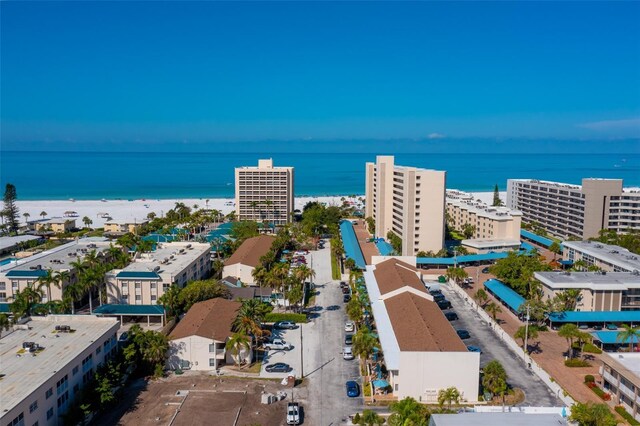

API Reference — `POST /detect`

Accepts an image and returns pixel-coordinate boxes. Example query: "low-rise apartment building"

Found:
[506,178,640,239]
[0,238,114,303]
[222,235,275,285]
[0,315,119,426]
[106,242,210,305]
[103,219,148,235]
[562,240,640,273]
[167,298,242,371]
[365,155,446,256]
[535,271,640,311]
[601,352,640,422]
[235,159,294,227]
[364,258,480,402]
[34,218,76,233]
[446,190,522,241]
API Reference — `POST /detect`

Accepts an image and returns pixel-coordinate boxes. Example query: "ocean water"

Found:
[1,151,638,200]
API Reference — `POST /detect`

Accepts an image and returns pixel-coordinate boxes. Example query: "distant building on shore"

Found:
[235,158,294,227]
[562,240,640,273]
[103,219,148,236]
[365,155,446,256]
[32,218,76,233]
[506,178,640,239]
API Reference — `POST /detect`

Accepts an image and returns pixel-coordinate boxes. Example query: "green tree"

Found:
[232,299,272,344]
[492,184,503,206]
[225,332,251,367]
[462,223,476,239]
[514,325,539,351]
[485,301,503,321]
[445,267,468,285]
[82,216,93,229]
[23,212,30,224]
[482,360,508,403]
[179,280,229,311]
[549,241,562,260]
[473,289,489,307]
[437,387,461,410]
[569,402,617,426]
[2,183,20,234]
[617,324,640,352]
[386,231,402,254]
[558,323,579,359]
[39,211,47,220]
[352,328,379,360]
[552,289,582,312]
[36,268,58,305]
[387,397,429,426]
[365,217,375,235]
[344,258,357,271]
[347,297,364,324]
[10,287,44,318]
[0,313,11,337]
[158,285,183,318]
[358,409,385,426]
[230,221,260,244]
[490,251,551,298]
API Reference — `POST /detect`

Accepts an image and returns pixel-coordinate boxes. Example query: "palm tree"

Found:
[23,212,30,224]
[445,267,468,285]
[357,410,385,426]
[264,199,274,225]
[352,328,378,360]
[473,289,489,307]
[387,397,428,426]
[36,268,57,303]
[482,360,508,402]
[249,201,260,221]
[252,265,269,286]
[40,211,47,220]
[63,283,83,314]
[558,323,579,358]
[10,287,44,318]
[293,264,315,285]
[232,299,271,344]
[82,216,93,229]
[225,332,251,367]
[271,263,291,310]
[549,241,562,260]
[0,313,12,337]
[158,285,182,317]
[485,302,503,321]
[141,331,169,367]
[437,386,461,410]
[618,324,640,352]
[347,297,364,324]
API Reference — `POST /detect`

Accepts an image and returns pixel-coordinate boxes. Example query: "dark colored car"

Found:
[343,293,351,302]
[433,293,446,302]
[345,334,353,345]
[606,323,618,330]
[429,289,442,296]
[342,287,350,294]
[481,267,490,274]
[340,281,347,287]
[592,325,603,331]
[578,324,589,330]
[467,345,482,353]
[436,300,452,310]
[346,381,360,397]
[456,329,471,340]
[444,311,458,321]
[265,363,292,373]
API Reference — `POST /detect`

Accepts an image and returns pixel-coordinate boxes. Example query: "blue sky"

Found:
[1,1,639,150]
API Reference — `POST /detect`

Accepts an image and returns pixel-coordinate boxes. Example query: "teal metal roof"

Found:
[520,229,557,249]
[93,304,165,315]
[142,234,175,243]
[549,311,640,323]
[0,303,11,313]
[339,220,366,269]
[6,270,48,278]
[484,279,526,312]
[591,331,640,345]
[417,252,512,265]
[116,271,161,279]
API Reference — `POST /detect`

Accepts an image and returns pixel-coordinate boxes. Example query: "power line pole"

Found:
[523,304,531,356]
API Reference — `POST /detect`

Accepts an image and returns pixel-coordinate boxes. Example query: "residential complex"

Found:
[167,298,242,371]
[105,241,211,305]
[601,352,640,422]
[33,218,76,234]
[562,240,640,273]
[103,219,148,236]
[363,258,480,402]
[0,315,119,426]
[0,238,114,304]
[506,178,640,239]
[535,271,640,311]
[235,158,294,226]
[365,155,446,256]
[222,235,275,285]
[0,235,42,257]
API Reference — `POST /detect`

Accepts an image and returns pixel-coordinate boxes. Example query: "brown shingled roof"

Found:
[169,298,241,342]
[224,235,275,268]
[384,292,467,352]
[373,258,426,295]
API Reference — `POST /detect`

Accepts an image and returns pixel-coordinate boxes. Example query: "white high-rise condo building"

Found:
[507,178,640,240]
[365,155,446,256]
[235,159,294,227]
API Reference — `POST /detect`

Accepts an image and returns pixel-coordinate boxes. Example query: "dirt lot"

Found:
[96,372,304,426]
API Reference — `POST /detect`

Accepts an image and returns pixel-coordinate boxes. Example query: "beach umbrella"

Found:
[372,379,390,388]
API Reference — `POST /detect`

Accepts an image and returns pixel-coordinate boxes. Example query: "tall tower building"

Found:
[365,155,446,256]
[235,159,294,227]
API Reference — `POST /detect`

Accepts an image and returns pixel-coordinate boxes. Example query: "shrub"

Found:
[363,382,372,397]
[615,406,640,425]
[582,343,603,354]
[584,374,595,384]
[565,358,591,367]
[264,313,308,323]
[586,382,596,388]
[586,382,611,401]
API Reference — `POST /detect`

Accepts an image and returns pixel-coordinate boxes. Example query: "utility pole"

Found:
[523,304,531,356]
[300,324,304,378]
[453,247,458,269]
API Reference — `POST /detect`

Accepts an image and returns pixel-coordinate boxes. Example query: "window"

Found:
[29,400,38,413]
[45,388,53,399]
[32,422,39,426]
[96,346,101,355]
[46,408,54,420]
[0,292,6,302]
[72,366,79,375]
[10,413,24,426]
[0,282,5,290]
[209,344,216,352]
[56,375,68,395]
[209,359,216,367]
[73,383,79,393]
[57,391,69,408]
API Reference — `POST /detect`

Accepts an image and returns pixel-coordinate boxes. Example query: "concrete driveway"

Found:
[440,284,563,406]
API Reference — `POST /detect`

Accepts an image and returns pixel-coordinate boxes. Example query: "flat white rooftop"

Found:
[562,240,640,272]
[447,190,522,220]
[0,235,41,252]
[0,315,119,418]
[117,242,209,276]
[535,271,640,291]
[462,238,521,249]
[430,412,567,426]
[604,352,640,379]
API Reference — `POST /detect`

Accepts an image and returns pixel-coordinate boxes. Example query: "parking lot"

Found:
[440,284,563,406]
[260,325,305,379]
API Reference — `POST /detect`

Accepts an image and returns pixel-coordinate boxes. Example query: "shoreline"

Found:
[14,191,504,229]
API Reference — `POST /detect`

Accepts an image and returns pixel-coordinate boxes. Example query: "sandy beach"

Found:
[15,191,503,228]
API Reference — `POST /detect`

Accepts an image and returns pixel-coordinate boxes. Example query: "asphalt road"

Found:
[440,284,563,406]
[301,244,362,425]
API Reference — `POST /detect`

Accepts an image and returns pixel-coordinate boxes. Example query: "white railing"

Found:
[446,280,576,407]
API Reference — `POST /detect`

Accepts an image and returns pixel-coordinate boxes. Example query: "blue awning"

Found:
[339,220,366,269]
[0,303,11,313]
[549,311,640,324]
[93,304,165,316]
[520,229,555,249]
[116,271,161,279]
[591,331,640,345]
[484,279,525,312]
[6,269,48,278]
[560,260,573,266]
[520,241,536,252]
[372,379,390,388]
[417,251,513,266]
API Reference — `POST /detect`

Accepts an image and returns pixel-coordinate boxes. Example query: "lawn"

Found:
[331,254,341,280]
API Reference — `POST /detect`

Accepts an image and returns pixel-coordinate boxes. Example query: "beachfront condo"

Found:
[506,178,640,240]
[235,158,294,227]
[365,155,446,256]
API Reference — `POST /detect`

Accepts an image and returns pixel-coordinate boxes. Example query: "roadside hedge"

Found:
[582,343,603,354]
[565,358,591,367]
[615,406,640,425]
[586,382,611,401]
[265,313,308,323]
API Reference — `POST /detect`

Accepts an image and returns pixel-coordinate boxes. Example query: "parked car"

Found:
[264,339,293,351]
[274,321,297,330]
[345,334,353,345]
[343,346,354,360]
[265,363,292,373]
[343,294,351,303]
[345,321,355,332]
[429,289,442,296]
[578,324,589,330]
[341,287,350,294]
[606,323,618,330]
[340,281,347,287]
[467,345,482,353]
[456,329,471,340]
[433,293,446,302]
[346,381,360,397]
[481,267,490,274]
[286,402,301,425]
[592,325,603,331]
[444,311,458,321]
[436,300,452,310]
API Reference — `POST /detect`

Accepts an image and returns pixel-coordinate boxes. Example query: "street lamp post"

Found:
[300,324,304,378]
[523,304,531,356]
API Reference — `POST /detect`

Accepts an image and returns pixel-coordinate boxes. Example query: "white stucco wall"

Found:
[396,351,480,403]
[167,335,229,371]
[222,263,256,285]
